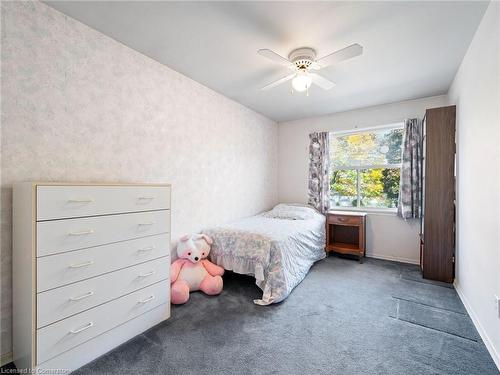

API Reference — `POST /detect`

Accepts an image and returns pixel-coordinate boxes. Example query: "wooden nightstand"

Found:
[326,211,367,263]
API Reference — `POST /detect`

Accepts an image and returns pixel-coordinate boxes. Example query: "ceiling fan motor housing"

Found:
[288,47,317,70]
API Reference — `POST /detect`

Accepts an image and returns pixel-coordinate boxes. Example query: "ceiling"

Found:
[45,1,488,122]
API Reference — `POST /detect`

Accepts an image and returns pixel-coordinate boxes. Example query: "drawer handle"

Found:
[69,322,93,334]
[138,271,155,278]
[67,198,94,203]
[137,246,155,253]
[338,217,348,222]
[138,295,155,304]
[69,260,94,269]
[69,291,94,301]
[68,229,94,236]
[138,222,155,226]
[138,196,155,200]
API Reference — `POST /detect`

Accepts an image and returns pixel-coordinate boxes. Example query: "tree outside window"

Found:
[329,126,403,210]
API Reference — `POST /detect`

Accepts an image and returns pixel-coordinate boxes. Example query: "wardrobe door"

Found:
[423,106,456,282]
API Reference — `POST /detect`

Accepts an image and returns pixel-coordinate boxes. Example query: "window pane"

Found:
[330,169,357,208]
[330,128,403,168]
[359,168,400,208]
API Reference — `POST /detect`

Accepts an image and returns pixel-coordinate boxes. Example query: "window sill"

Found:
[329,207,398,216]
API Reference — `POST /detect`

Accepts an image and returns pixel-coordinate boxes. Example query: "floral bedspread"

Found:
[203,205,326,305]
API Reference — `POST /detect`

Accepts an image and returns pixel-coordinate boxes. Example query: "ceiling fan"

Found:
[257,43,363,95]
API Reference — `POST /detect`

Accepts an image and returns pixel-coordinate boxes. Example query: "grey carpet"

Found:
[73,257,499,375]
[390,298,480,341]
[399,267,454,289]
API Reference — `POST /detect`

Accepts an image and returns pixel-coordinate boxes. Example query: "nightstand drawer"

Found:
[328,215,363,226]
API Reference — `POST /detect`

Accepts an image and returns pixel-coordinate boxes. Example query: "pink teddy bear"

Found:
[170,234,224,304]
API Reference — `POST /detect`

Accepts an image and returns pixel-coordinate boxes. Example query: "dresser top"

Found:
[16,181,171,187]
[328,210,368,217]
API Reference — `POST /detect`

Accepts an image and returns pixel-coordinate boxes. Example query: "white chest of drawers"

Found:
[13,183,171,373]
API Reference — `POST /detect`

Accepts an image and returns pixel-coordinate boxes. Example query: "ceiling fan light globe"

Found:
[292,73,312,92]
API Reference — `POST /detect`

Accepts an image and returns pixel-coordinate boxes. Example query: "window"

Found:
[329,125,403,210]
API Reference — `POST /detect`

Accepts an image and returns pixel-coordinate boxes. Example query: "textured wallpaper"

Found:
[0,1,278,357]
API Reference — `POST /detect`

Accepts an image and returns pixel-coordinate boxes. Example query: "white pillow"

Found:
[261,204,317,220]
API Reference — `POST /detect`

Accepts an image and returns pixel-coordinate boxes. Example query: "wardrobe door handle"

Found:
[68,229,94,236]
[138,196,155,200]
[69,322,93,334]
[138,295,155,304]
[69,260,94,269]
[69,291,94,301]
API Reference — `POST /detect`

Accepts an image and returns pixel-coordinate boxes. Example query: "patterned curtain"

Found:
[398,118,422,219]
[307,132,330,214]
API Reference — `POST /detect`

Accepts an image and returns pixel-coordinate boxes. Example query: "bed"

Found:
[203,204,326,305]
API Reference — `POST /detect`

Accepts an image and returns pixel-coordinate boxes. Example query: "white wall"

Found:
[447,2,500,368]
[0,1,278,359]
[278,95,447,264]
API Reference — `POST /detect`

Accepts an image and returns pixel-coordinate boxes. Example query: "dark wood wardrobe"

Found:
[420,105,456,282]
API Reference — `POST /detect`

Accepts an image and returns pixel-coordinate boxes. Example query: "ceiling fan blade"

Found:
[309,62,322,70]
[257,49,294,67]
[309,73,335,90]
[260,73,295,90]
[316,43,363,68]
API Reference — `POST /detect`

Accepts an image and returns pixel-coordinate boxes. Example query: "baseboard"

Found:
[454,281,500,371]
[366,252,420,265]
[1,352,13,367]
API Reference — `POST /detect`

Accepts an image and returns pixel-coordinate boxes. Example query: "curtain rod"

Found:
[312,121,405,137]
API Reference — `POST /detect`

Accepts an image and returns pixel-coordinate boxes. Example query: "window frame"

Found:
[329,122,404,213]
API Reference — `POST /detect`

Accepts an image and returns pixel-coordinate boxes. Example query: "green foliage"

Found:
[382,168,400,201]
[383,128,403,164]
[330,169,357,207]
[359,168,400,208]
[361,169,384,197]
